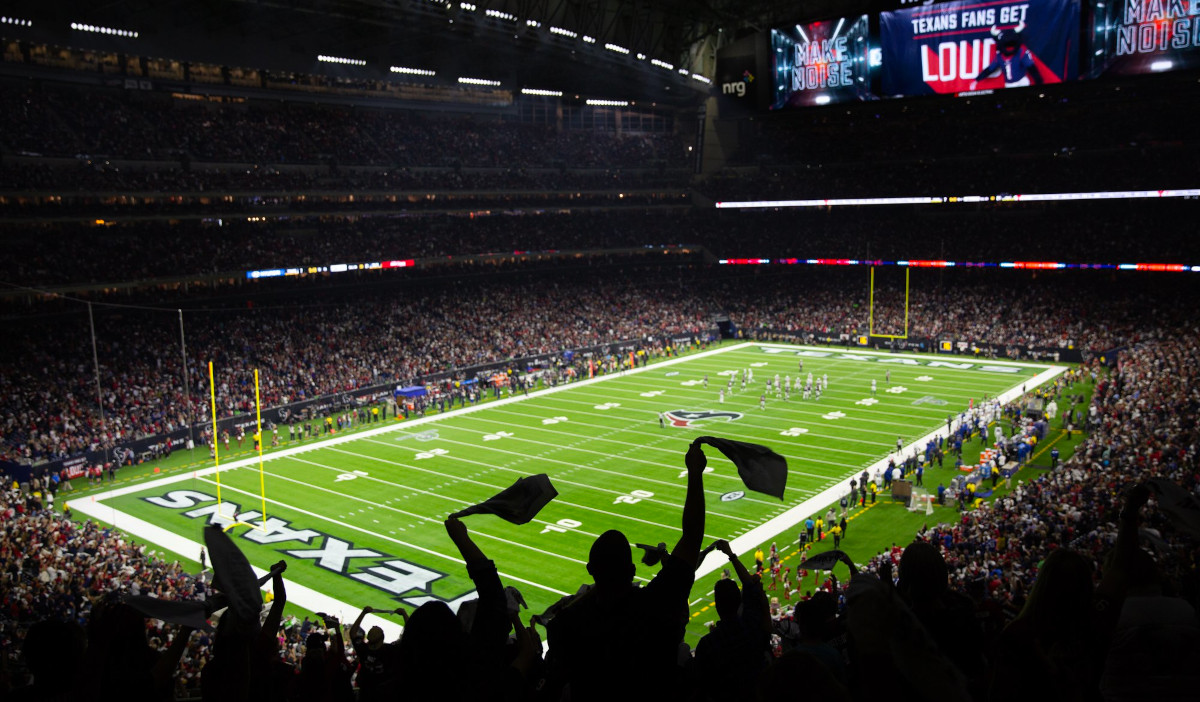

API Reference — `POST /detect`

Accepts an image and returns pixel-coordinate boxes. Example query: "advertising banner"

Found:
[770,15,876,107]
[716,33,770,115]
[881,0,1080,95]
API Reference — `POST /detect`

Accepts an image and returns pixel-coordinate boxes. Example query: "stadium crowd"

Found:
[2,265,1194,465]
[0,266,712,462]
[0,162,688,195]
[835,337,1200,700]
[2,36,1198,702]
[0,86,687,169]
[2,201,1194,288]
[2,333,1197,701]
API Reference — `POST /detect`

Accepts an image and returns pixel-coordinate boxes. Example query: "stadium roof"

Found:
[3,0,865,108]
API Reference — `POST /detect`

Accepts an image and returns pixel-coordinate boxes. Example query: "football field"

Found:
[73,342,1064,639]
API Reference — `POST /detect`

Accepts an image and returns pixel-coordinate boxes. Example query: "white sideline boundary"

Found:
[695,355,1067,579]
[70,341,1065,632]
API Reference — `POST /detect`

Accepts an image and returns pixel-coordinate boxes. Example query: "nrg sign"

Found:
[721,70,754,97]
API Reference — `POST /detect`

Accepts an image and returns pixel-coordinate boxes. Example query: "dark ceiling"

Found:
[0,0,877,107]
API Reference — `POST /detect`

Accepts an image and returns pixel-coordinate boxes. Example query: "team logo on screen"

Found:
[663,410,744,427]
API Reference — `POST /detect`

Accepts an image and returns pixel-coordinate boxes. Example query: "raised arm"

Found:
[1097,483,1151,601]
[322,613,346,660]
[446,516,508,652]
[350,605,373,640]
[260,561,288,639]
[671,440,707,568]
[152,625,195,696]
[712,539,753,585]
[446,515,487,564]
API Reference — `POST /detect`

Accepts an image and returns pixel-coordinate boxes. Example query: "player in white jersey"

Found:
[871,379,877,395]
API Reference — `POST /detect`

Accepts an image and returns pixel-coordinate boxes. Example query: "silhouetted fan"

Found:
[119,526,286,629]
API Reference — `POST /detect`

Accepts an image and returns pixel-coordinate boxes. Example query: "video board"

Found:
[732,0,1200,111]
[880,0,1079,95]
[770,15,875,107]
[1088,0,1200,75]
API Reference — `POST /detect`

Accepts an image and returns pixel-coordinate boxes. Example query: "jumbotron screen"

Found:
[879,0,1079,96]
[770,15,875,107]
[757,0,1197,109]
[1088,0,1200,75]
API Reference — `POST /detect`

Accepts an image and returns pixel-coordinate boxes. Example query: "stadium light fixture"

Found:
[71,22,138,37]
[586,99,629,106]
[318,54,366,66]
[521,88,563,97]
[485,9,517,21]
[651,59,674,70]
[460,3,477,11]
[459,76,501,86]
[1150,60,1172,72]
[691,74,711,84]
[636,53,646,60]
[2,16,33,27]
[391,66,436,76]
[582,35,597,43]
[526,20,541,28]
[604,43,630,54]
[549,26,577,38]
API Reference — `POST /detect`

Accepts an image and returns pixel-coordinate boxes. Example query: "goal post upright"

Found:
[209,361,222,506]
[254,369,267,529]
[868,266,911,340]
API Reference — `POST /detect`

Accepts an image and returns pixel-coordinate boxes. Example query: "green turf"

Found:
[78,342,1059,644]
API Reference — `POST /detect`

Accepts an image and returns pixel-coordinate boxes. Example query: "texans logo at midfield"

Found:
[663,410,744,428]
